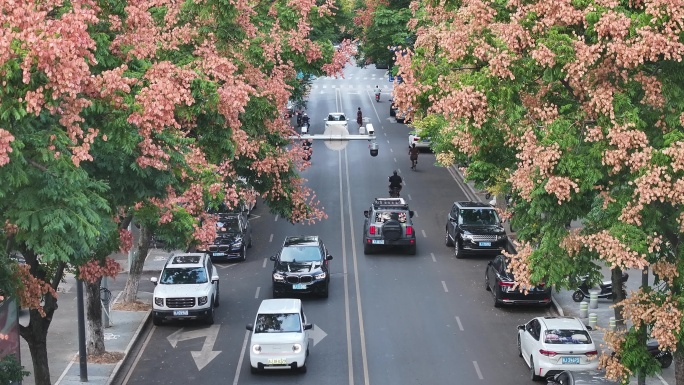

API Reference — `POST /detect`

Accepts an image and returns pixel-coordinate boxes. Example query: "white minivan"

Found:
[246,298,311,373]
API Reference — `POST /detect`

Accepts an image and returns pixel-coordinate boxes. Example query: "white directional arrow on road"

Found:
[310,324,327,347]
[167,324,221,370]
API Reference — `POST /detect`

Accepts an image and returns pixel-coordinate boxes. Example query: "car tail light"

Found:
[498,281,514,287]
[539,349,558,357]
[370,226,376,235]
[585,350,598,357]
[406,226,413,235]
[499,281,514,292]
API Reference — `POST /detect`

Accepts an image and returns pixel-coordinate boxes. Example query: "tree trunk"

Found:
[611,267,626,328]
[121,225,151,303]
[675,348,684,384]
[18,258,66,385]
[85,277,105,356]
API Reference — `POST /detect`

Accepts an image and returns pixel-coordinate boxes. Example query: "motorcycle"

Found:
[572,272,628,302]
[389,185,401,198]
[375,91,380,102]
[648,340,673,369]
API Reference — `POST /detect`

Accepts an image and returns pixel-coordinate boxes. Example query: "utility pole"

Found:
[638,266,648,385]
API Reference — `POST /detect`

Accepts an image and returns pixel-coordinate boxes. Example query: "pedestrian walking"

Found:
[356,107,363,128]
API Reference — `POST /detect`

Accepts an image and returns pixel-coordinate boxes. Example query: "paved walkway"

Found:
[16,168,675,385]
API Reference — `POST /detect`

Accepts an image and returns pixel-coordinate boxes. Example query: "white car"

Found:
[518,316,599,380]
[247,298,311,373]
[151,253,219,325]
[408,130,431,149]
[324,112,349,131]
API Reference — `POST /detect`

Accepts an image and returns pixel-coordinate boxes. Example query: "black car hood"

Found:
[461,225,505,235]
[213,232,240,245]
[276,261,323,274]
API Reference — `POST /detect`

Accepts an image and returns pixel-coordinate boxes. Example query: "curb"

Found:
[106,310,151,385]
[446,165,482,203]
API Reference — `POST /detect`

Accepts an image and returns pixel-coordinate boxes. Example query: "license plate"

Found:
[479,242,491,247]
[268,358,287,365]
[293,283,307,290]
[562,357,580,364]
[173,310,188,316]
[372,240,384,244]
[213,252,225,257]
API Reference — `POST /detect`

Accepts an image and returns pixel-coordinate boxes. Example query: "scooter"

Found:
[375,92,381,102]
[572,272,628,302]
[389,185,401,198]
[649,340,673,368]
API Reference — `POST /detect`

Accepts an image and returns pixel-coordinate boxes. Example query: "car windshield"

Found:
[328,114,346,121]
[280,246,322,262]
[216,217,239,233]
[255,313,301,333]
[544,329,592,344]
[459,208,499,226]
[160,267,208,284]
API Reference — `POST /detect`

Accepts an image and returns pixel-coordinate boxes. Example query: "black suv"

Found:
[362,198,416,255]
[270,236,333,298]
[202,212,252,262]
[445,201,507,258]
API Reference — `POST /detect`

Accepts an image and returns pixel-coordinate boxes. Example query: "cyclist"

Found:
[409,143,419,170]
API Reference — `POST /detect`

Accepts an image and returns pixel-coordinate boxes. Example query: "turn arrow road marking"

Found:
[167,324,222,370]
[310,324,327,347]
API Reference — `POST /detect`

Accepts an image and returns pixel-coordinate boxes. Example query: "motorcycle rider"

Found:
[301,112,310,126]
[388,170,403,196]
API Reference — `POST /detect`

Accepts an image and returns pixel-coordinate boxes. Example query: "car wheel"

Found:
[298,362,307,373]
[321,283,329,298]
[454,241,464,259]
[153,315,163,326]
[214,283,220,307]
[517,335,522,357]
[363,243,373,255]
[485,271,491,291]
[250,366,259,374]
[493,289,501,308]
[407,245,416,255]
[572,290,585,302]
[205,303,215,325]
[445,228,454,247]
[658,353,673,369]
[240,247,247,262]
[530,357,542,381]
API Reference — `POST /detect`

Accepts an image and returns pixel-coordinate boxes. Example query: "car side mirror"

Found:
[364,210,369,218]
[150,277,158,285]
[270,255,277,261]
[326,255,333,260]
[304,323,313,330]
[487,261,492,265]
[409,210,414,218]
[586,325,593,331]
[211,275,219,283]
[246,324,254,331]
[517,325,525,331]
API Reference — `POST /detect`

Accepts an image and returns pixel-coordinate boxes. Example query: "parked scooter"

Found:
[571,272,629,302]
[612,340,672,369]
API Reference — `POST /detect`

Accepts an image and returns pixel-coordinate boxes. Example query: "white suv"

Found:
[151,253,219,325]
[246,299,312,373]
[517,316,599,380]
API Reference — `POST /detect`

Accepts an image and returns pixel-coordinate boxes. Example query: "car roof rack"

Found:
[373,198,409,210]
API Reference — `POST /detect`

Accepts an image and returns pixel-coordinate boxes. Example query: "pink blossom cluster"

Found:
[544,176,580,204]
[119,228,133,253]
[0,128,15,166]
[602,123,652,174]
[502,242,535,293]
[621,289,682,352]
[569,230,648,270]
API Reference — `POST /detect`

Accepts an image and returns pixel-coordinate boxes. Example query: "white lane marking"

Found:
[422,229,427,238]
[442,281,449,292]
[473,361,484,380]
[455,316,464,331]
[262,258,267,268]
[254,287,260,299]
[120,315,157,385]
[431,253,436,262]
[656,373,669,385]
[408,194,412,201]
[269,234,273,242]
[338,150,355,384]
[232,330,251,385]
[345,149,370,385]
[274,214,279,222]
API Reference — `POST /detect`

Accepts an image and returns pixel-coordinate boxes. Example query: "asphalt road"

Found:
[117,65,559,385]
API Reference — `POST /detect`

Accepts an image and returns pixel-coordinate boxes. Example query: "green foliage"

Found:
[0,354,29,385]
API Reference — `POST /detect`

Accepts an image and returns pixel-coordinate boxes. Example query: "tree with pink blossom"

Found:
[397,0,684,382]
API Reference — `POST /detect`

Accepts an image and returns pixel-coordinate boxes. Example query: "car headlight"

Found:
[198,296,208,305]
[292,344,302,353]
[273,273,285,281]
[154,297,164,307]
[498,234,508,240]
[462,234,473,241]
[231,239,243,248]
[252,344,262,354]
[315,272,327,280]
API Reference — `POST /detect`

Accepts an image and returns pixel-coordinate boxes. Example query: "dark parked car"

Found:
[271,236,332,298]
[362,198,416,255]
[445,201,508,258]
[485,254,551,308]
[204,213,252,262]
[547,370,619,385]
[389,100,398,117]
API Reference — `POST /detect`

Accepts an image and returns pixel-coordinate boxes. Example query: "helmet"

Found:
[393,170,398,175]
[303,113,307,116]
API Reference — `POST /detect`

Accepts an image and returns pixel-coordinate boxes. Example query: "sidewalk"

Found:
[449,165,675,385]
